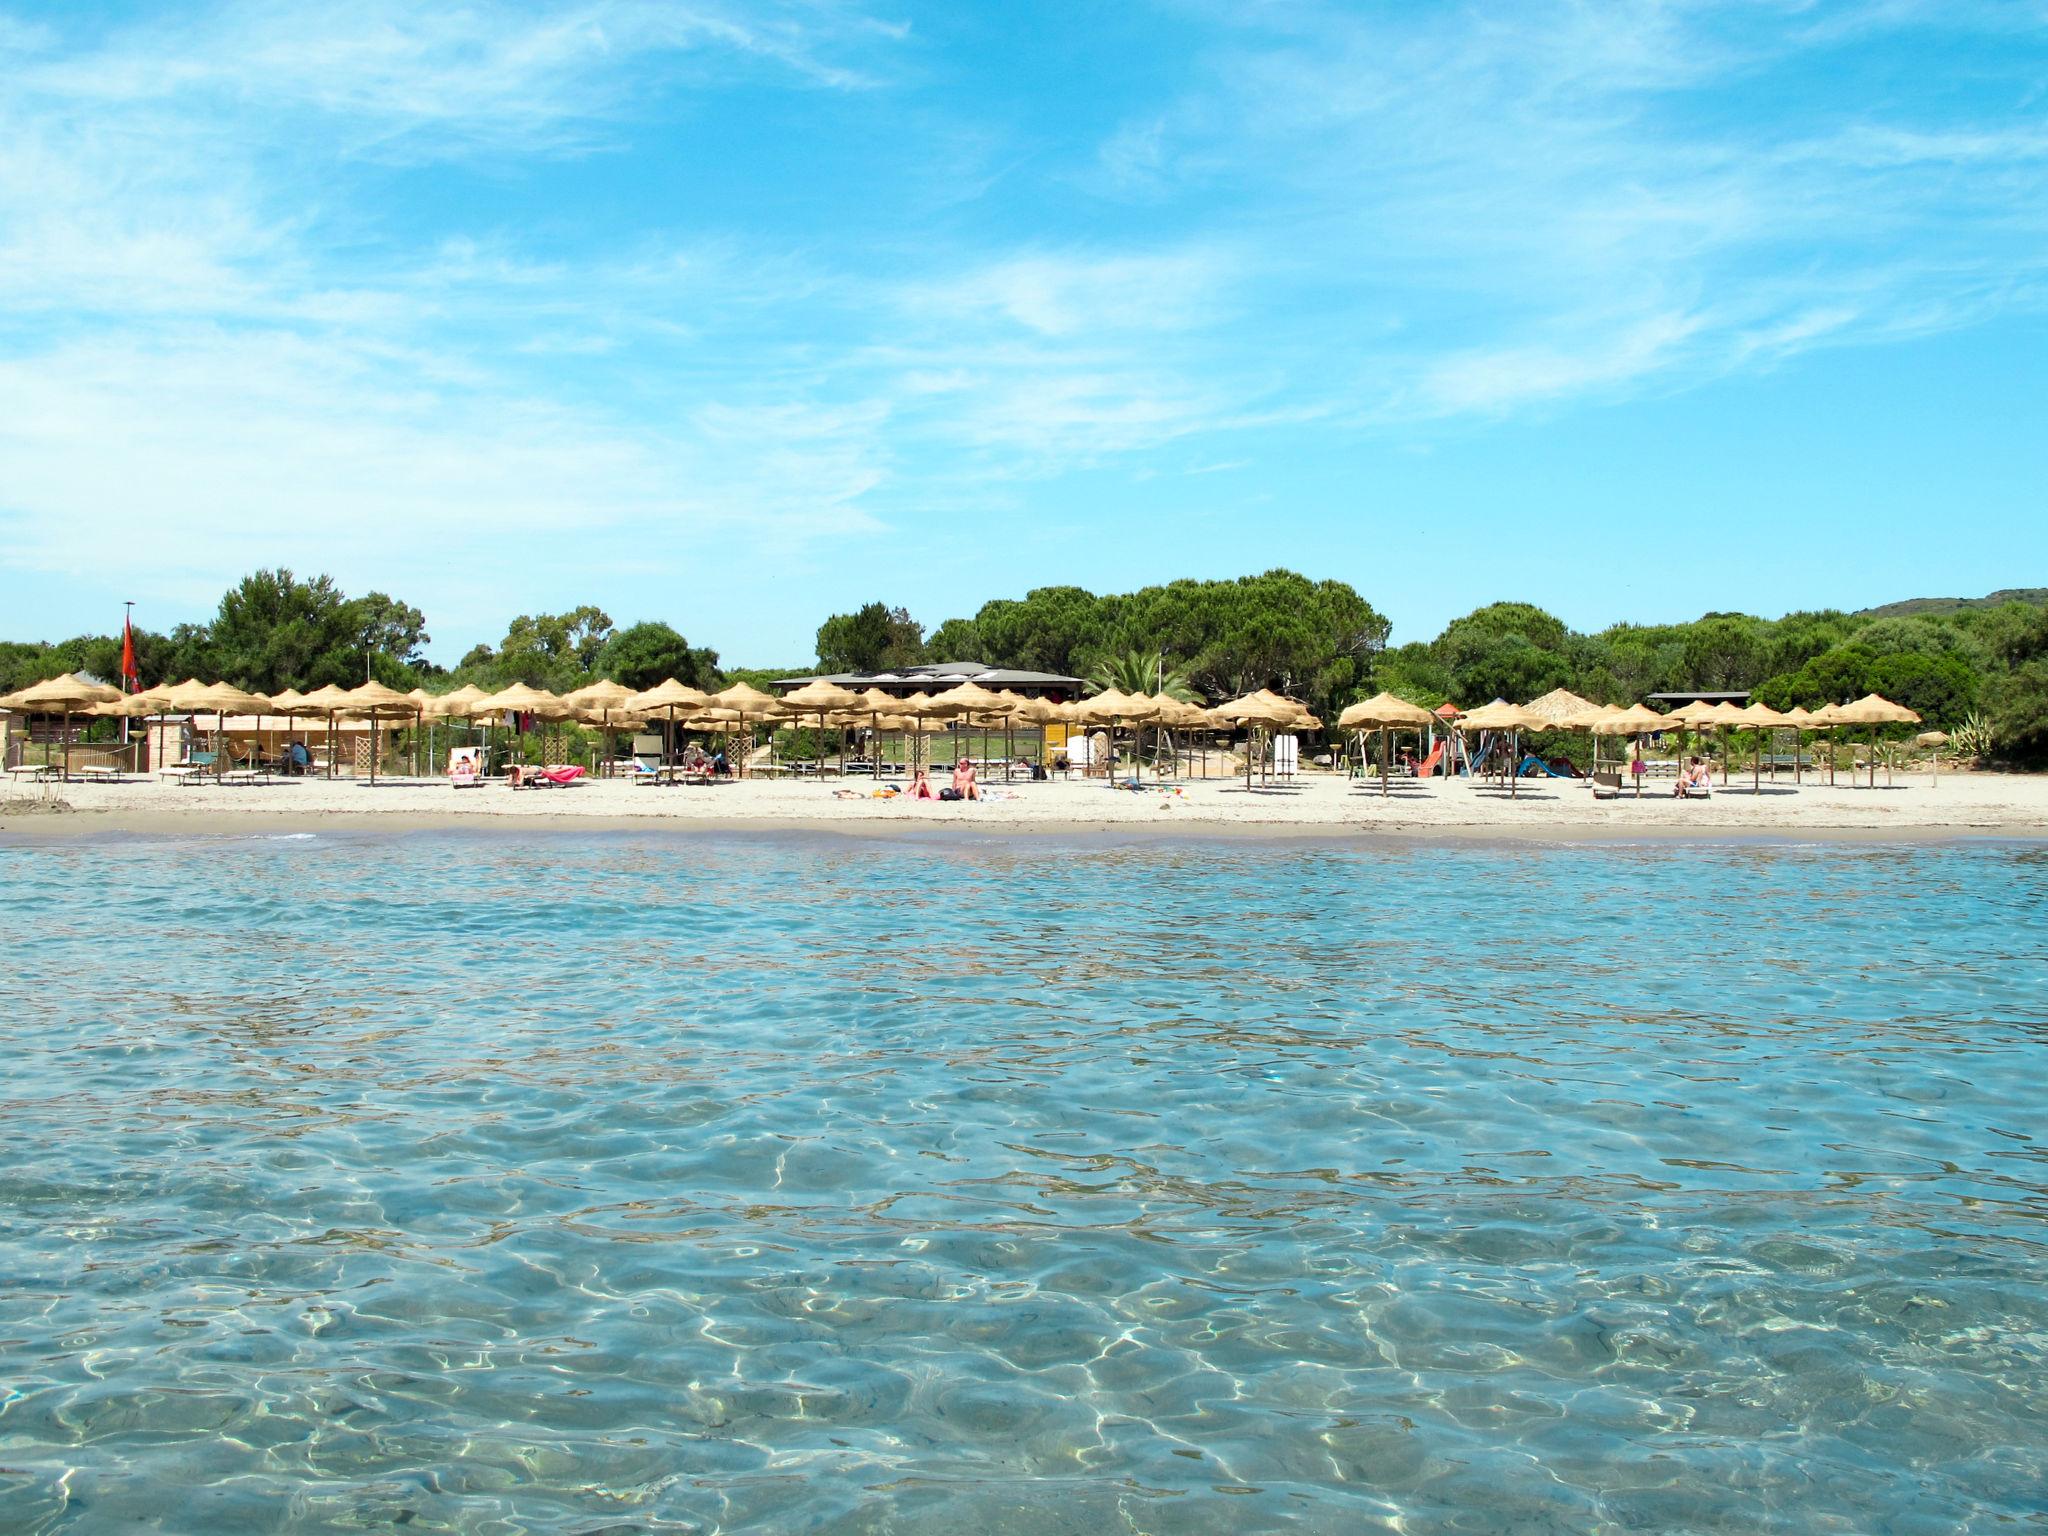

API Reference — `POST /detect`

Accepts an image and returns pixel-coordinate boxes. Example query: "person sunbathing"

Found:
[1674,757,1712,798]
[952,757,980,801]
[909,767,936,800]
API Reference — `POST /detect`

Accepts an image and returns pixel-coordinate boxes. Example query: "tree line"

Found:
[7,568,2046,763]
[0,570,725,703]
[824,580,2047,763]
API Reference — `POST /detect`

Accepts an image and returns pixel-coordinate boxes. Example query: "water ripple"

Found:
[2,832,2045,1532]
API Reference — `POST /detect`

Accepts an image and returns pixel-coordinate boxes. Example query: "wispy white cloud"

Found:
[1,0,2045,653]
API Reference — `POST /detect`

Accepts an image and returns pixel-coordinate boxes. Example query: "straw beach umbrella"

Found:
[1521,688,1597,727]
[422,682,493,719]
[285,685,353,777]
[1557,702,1623,780]
[625,679,712,776]
[132,678,275,779]
[415,683,494,774]
[1702,701,1750,785]
[1455,699,1549,797]
[562,680,639,774]
[925,682,1015,775]
[1070,688,1159,781]
[1212,689,1309,788]
[1588,703,1677,796]
[781,680,862,776]
[1338,691,1436,795]
[890,691,942,774]
[1728,702,1793,791]
[1807,702,1845,785]
[340,681,424,784]
[0,673,124,780]
[1781,705,1816,784]
[850,686,902,777]
[1829,693,1921,788]
[711,682,786,777]
[473,683,574,776]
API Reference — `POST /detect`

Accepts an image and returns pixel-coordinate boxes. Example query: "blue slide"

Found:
[1518,754,1577,779]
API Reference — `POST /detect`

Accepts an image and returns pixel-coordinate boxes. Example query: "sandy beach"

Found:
[4,768,2043,840]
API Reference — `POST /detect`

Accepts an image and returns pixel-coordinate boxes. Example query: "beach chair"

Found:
[220,753,270,785]
[1590,770,1624,799]
[157,750,217,785]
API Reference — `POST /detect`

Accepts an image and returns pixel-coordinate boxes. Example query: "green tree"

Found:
[1437,602,1573,704]
[1868,652,1979,726]
[349,592,430,679]
[208,569,369,692]
[1587,625,1683,701]
[597,622,719,691]
[1754,645,1878,710]
[815,602,924,673]
[1372,641,1454,706]
[925,617,985,662]
[971,586,1105,677]
[493,606,615,688]
[1759,611,1853,678]
[1991,661,2048,765]
[1680,615,1765,691]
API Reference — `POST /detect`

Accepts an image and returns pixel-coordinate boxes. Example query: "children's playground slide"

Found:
[1415,741,1447,779]
[1518,754,1581,779]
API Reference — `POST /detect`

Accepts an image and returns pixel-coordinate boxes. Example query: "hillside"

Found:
[1860,588,2048,619]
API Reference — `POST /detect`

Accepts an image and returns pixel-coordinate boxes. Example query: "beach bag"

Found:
[939,787,963,801]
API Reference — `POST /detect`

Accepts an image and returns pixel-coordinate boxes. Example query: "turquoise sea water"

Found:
[2,831,2045,1534]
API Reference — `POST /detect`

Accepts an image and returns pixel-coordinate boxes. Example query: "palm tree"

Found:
[1087,649,1199,702]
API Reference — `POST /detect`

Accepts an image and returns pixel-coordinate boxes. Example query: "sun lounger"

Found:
[157,751,217,785]
[1591,770,1624,799]
[6,762,56,783]
[533,765,586,787]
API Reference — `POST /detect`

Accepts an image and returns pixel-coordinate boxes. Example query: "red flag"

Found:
[120,614,139,693]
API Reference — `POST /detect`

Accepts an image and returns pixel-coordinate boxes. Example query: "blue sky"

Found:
[2,0,2044,666]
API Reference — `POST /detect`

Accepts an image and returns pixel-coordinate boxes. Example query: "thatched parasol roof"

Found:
[625,678,711,714]
[473,683,573,719]
[1521,687,1596,725]
[1338,691,1436,729]
[1211,688,1310,725]
[1457,699,1547,731]
[1,672,125,711]
[1588,703,1677,735]
[781,679,864,712]
[1828,692,1921,726]
[712,681,785,716]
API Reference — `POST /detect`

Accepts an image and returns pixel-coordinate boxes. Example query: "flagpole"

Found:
[120,600,136,752]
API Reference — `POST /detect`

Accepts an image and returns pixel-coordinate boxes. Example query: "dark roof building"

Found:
[774,660,1085,702]
[1646,690,1752,704]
